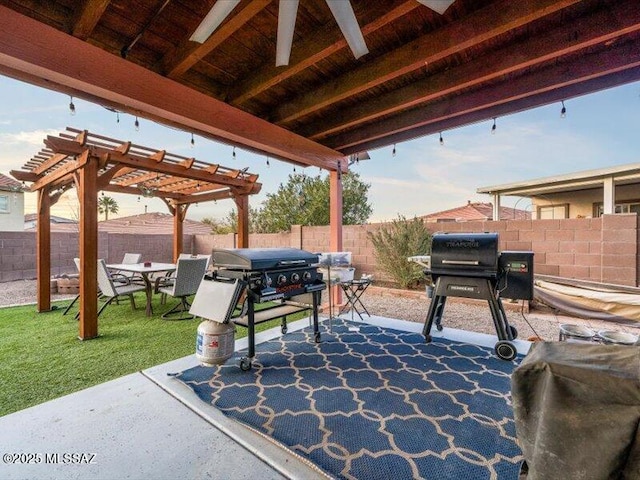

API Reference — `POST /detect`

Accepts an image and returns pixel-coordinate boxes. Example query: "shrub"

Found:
[367,215,432,289]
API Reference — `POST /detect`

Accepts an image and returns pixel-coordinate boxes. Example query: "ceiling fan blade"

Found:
[325,0,368,60]
[276,0,299,67]
[416,0,456,15]
[190,0,241,43]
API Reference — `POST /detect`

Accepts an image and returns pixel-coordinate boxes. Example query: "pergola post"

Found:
[330,167,343,303]
[78,153,99,340]
[235,195,250,248]
[172,205,187,262]
[36,187,51,312]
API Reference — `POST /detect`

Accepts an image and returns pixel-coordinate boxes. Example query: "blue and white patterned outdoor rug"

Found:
[175,320,523,480]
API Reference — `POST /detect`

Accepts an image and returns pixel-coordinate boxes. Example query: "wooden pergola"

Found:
[11,127,261,339]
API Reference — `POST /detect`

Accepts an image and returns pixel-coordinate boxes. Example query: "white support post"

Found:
[492,193,501,221]
[603,177,615,215]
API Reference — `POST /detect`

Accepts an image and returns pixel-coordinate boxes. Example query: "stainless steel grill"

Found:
[209,248,326,371]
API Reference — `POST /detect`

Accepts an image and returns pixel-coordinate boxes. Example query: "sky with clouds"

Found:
[1,74,639,223]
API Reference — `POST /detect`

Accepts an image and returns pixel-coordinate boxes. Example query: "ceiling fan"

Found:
[190,0,456,66]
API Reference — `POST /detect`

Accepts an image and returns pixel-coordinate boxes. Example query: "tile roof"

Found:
[25,212,213,235]
[0,172,22,192]
[421,202,530,222]
[97,212,212,235]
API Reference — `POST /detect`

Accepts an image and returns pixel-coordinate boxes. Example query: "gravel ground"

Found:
[355,286,640,342]
[2,279,638,343]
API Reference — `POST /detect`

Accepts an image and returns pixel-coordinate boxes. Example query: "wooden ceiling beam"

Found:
[228,0,420,106]
[72,0,111,40]
[331,42,640,153]
[272,0,581,125]
[162,0,271,79]
[10,170,39,182]
[0,5,345,171]
[305,0,640,140]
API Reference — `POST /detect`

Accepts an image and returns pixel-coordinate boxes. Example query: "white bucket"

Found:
[196,321,235,366]
[597,330,639,345]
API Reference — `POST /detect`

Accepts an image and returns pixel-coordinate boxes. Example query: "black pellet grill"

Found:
[209,248,326,371]
[423,233,534,360]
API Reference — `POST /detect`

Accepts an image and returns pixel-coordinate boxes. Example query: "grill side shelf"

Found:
[233,303,310,327]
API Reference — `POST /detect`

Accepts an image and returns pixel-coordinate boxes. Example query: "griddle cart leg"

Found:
[312,290,321,343]
[239,298,255,371]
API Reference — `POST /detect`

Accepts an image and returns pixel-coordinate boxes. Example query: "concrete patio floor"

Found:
[0,315,532,480]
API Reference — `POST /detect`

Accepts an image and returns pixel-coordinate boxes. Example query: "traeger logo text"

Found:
[445,240,479,249]
[449,285,476,293]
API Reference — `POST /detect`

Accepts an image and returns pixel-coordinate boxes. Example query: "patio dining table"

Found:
[106,262,176,316]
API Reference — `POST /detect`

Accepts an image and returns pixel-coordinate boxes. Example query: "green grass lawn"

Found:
[0,292,299,417]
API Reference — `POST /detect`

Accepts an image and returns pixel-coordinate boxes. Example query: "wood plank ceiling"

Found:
[0,0,638,169]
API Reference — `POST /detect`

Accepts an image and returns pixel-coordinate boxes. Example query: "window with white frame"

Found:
[537,204,568,219]
[594,201,640,217]
[0,194,9,213]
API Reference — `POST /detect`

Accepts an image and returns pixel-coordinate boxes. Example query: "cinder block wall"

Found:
[2,214,639,286]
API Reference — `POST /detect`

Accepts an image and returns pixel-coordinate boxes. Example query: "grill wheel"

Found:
[494,341,517,361]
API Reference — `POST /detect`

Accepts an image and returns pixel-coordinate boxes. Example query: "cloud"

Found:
[0,129,59,146]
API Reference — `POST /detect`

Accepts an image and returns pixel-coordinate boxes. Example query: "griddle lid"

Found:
[212,248,319,270]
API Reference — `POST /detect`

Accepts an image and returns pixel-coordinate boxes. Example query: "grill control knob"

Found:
[291,273,300,282]
[277,274,287,285]
[302,271,311,281]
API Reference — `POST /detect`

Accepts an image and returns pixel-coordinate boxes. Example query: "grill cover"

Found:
[512,342,640,478]
[430,233,499,277]
[212,248,319,270]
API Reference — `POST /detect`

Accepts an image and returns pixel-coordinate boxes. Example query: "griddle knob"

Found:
[291,272,300,282]
[303,271,311,281]
[277,274,287,285]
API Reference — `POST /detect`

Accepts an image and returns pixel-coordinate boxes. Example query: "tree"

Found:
[98,195,119,221]
[367,215,432,289]
[256,172,372,233]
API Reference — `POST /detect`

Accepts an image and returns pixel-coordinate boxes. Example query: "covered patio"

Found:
[1,0,639,478]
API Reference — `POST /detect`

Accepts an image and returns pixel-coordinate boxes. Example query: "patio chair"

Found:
[111,252,143,285]
[154,257,208,320]
[95,259,146,318]
[62,258,82,315]
[178,253,212,271]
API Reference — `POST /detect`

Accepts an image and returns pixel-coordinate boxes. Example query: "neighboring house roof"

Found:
[24,214,77,224]
[477,161,640,197]
[421,201,530,222]
[0,173,22,192]
[25,212,212,234]
[97,212,212,235]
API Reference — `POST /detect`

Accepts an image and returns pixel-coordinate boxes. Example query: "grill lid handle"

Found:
[441,259,480,266]
[277,260,308,266]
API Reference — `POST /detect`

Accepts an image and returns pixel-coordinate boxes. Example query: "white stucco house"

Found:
[0,172,24,232]
[477,162,640,220]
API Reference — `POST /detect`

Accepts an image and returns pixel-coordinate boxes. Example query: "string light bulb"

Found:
[69,96,76,116]
[439,132,444,146]
[266,157,270,168]
[392,144,396,157]
[134,116,140,131]
[116,111,120,124]
[190,133,195,148]
[232,146,236,160]
[491,118,497,135]
[560,101,567,118]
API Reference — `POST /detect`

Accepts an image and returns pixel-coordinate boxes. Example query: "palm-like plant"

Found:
[98,195,119,221]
